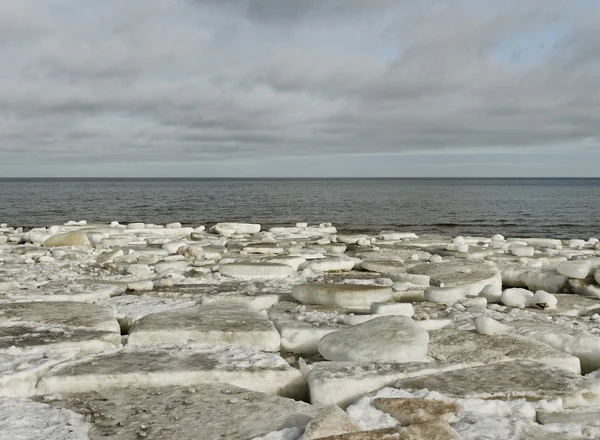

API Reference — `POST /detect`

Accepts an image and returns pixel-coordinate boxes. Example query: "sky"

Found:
[1,0,599,177]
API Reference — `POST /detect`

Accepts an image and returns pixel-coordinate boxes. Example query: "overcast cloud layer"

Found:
[1,0,599,177]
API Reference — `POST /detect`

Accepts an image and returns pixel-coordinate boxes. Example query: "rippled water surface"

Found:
[0,178,598,239]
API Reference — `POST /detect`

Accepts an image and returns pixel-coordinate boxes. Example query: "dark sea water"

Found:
[0,178,598,239]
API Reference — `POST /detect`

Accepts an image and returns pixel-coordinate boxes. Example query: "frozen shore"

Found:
[1,220,600,439]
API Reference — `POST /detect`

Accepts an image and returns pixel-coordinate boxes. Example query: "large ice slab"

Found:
[128,303,281,351]
[291,284,393,310]
[37,343,304,398]
[46,383,317,440]
[510,321,600,373]
[394,360,600,407]
[43,231,91,247]
[318,316,429,363]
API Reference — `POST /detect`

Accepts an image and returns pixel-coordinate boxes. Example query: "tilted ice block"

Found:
[511,321,600,373]
[300,405,362,440]
[569,279,600,299]
[36,343,304,398]
[218,262,295,279]
[291,284,393,310]
[305,361,472,408]
[128,303,281,351]
[429,327,581,374]
[557,260,592,279]
[275,319,341,355]
[318,316,429,363]
[394,360,600,407]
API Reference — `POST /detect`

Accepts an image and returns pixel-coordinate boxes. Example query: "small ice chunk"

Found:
[530,290,558,310]
[369,302,414,317]
[510,245,535,257]
[474,316,512,335]
[500,288,534,308]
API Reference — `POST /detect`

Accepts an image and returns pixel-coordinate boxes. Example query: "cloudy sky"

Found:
[1,0,599,177]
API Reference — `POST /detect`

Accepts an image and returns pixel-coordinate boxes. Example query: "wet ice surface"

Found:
[2,221,600,439]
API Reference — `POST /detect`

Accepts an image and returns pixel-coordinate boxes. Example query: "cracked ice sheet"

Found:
[345,388,600,440]
[0,396,90,440]
[98,294,196,332]
[36,342,304,398]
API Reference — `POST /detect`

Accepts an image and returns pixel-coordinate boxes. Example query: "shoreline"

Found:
[1,220,600,439]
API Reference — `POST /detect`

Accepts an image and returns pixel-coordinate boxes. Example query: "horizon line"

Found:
[1,176,600,180]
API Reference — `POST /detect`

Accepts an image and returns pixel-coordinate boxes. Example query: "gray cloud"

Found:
[0,0,599,175]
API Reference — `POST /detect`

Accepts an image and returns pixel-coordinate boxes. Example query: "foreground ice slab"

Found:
[305,362,470,408]
[128,303,281,351]
[0,396,90,440]
[318,316,429,363]
[291,284,393,310]
[395,360,600,407]
[45,383,317,440]
[37,343,304,398]
[428,329,581,373]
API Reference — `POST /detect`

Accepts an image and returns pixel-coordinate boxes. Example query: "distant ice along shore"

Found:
[1,220,600,439]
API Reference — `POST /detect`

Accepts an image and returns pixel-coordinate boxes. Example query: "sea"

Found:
[0,178,598,239]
